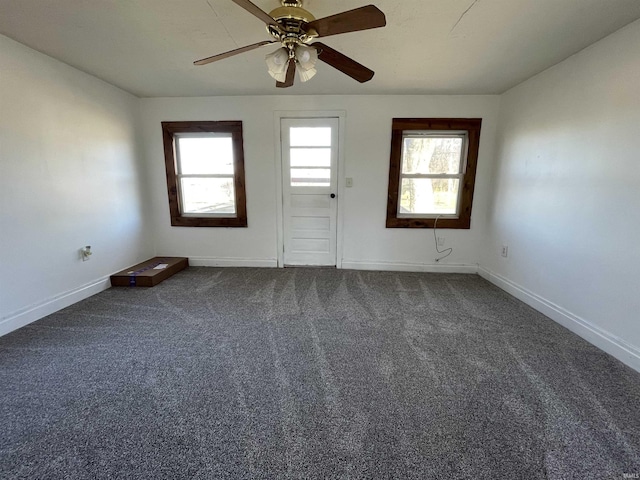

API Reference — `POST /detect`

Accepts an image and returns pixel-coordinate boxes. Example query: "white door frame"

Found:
[274,110,346,268]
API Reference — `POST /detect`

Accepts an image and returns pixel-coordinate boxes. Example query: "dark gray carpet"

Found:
[1,268,639,479]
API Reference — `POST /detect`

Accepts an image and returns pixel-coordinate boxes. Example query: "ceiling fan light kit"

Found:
[194,0,386,88]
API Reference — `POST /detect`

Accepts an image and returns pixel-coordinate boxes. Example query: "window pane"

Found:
[401,137,463,175]
[177,136,234,175]
[180,177,236,215]
[290,148,331,167]
[291,168,331,187]
[399,178,460,215]
[290,127,331,147]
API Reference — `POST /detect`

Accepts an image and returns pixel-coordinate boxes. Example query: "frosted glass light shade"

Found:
[294,45,318,82]
[265,48,289,81]
[268,65,288,83]
[298,67,317,82]
[295,45,318,71]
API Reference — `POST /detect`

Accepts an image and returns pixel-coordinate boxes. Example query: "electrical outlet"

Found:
[345,177,353,188]
[437,237,445,247]
[501,245,509,258]
[81,246,92,261]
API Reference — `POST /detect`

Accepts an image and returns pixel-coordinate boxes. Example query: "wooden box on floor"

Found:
[110,257,189,287]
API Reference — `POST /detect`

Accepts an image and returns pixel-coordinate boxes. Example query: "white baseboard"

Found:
[0,277,111,338]
[478,266,640,373]
[341,260,479,274]
[188,257,278,268]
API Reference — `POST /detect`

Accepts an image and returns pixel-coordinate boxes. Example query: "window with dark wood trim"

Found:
[386,118,482,229]
[162,121,248,227]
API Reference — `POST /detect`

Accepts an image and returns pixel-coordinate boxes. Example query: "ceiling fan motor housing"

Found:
[268,0,316,46]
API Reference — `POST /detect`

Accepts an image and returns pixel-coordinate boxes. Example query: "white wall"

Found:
[140,95,499,271]
[481,19,640,370]
[0,35,153,335]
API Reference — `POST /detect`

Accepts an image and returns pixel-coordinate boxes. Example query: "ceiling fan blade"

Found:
[313,43,374,83]
[194,41,275,66]
[276,60,296,88]
[306,5,386,38]
[231,0,280,28]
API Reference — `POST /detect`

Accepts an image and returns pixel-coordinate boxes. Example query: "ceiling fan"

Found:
[194,0,386,88]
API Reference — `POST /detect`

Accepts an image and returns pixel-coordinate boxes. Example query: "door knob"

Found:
[330,193,336,198]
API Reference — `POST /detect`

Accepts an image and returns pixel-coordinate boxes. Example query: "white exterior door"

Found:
[281,117,339,266]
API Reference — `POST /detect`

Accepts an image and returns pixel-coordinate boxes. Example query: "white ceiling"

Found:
[1,0,640,97]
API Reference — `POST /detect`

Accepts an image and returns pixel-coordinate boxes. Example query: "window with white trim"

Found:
[386,118,482,229]
[398,131,468,217]
[162,121,247,227]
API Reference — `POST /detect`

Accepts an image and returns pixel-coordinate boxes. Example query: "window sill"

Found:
[170,216,247,228]
[385,216,470,229]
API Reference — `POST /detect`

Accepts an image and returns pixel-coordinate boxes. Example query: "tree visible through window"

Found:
[386,118,482,229]
[162,121,247,227]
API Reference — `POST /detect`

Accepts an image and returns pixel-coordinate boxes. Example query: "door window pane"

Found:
[401,137,463,175]
[180,177,236,214]
[400,178,460,215]
[290,148,331,167]
[290,127,331,147]
[177,136,234,175]
[290,168,331,187]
